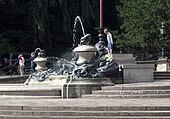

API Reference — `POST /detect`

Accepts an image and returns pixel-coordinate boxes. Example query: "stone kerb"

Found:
[121,64,154,83]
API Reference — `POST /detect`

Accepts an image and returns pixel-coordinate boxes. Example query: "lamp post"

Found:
[98,0,105,43]
[100,0,103,28]
[160,22,167,59]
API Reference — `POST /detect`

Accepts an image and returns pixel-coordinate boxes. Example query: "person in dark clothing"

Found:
[30,52,36,73]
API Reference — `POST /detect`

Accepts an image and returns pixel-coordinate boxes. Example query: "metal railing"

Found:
[0,63,31,76]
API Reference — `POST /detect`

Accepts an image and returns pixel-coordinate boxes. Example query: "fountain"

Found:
[25,16,119,98]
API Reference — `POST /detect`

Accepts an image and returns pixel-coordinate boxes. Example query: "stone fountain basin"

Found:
[28,75,67,86]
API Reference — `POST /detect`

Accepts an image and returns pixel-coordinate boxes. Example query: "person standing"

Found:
[30,52,35,73]
[104,28,114,59]
[18,54,25,76]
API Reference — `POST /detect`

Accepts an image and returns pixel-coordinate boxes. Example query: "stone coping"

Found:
[0,75,29,79]
[157,58,170,63]
[136,59,170,64]
[135,60,157,64]
[120,64,154,69]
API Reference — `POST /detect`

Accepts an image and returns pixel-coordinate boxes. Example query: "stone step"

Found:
[1,110,170,116]
[0,84,61,96]
[0,90,60,96]
[0,95,62,99]
[154,76,170,80]
[101,85,170,90]
[113,54,134,58]
[113,58,135,62]
[154,72,170,75]
[92,90,170,95]
[0,115,169,119]
[1,105,170,111]
[154,72,170,80]
[82,94,170,99]
[0,104,170,118]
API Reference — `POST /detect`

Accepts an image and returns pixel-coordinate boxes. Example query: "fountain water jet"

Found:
[73,16,86,48]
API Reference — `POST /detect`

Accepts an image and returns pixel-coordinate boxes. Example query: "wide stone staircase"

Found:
[82,80,170,99]
[0,80,169,118]
[0,102,170,119]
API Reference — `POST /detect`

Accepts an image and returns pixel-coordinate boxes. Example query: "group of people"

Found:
[18,52,35,76]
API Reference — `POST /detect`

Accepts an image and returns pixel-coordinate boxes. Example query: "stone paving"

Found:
[0,98,170,107]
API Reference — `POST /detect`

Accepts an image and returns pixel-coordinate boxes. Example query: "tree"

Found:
[115,0,170,60]
[0,0,100,56]
[29,0,100,56]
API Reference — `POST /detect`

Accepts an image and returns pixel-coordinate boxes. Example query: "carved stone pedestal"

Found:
[157,58,169,71]
[33,57,47,72]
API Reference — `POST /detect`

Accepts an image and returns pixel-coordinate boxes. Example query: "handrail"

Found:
[0,64,10,71]
[0,70,11,75]
[0,63,31,76]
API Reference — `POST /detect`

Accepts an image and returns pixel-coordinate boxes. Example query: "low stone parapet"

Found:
[0,75,28,83]
[120,64,154,83]
[62,78,114,98]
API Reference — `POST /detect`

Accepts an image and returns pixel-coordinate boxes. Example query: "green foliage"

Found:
[0,34,17,57]
[116,0,170,60]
